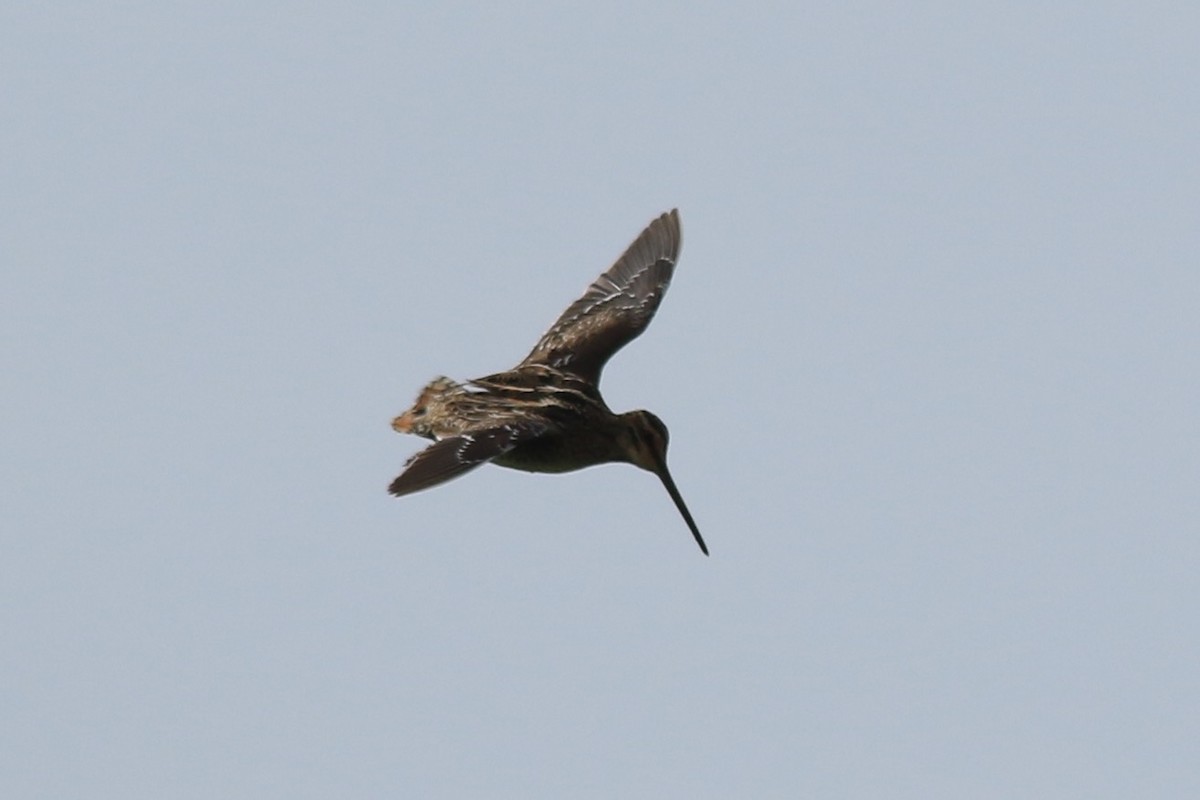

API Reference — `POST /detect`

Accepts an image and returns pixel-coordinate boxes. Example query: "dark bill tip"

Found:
[654,462,709,556]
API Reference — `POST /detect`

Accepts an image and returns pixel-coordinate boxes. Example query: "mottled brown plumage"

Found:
[389,210,706,555]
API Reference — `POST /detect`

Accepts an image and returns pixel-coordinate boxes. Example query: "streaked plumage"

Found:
[389,210,707,555]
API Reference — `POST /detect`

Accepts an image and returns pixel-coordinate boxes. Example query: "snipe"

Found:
[389,210,707,555]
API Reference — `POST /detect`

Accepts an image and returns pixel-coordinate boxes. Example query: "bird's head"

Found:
[620,410,672,472]
[620,410,708,555]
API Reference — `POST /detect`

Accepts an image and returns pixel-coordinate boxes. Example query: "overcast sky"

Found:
[4,3,1198,798]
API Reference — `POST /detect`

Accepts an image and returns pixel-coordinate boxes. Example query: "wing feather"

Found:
[388,424,542,497]
[519,210,681,384]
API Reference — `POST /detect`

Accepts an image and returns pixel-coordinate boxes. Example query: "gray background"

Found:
[4,3,1197,797]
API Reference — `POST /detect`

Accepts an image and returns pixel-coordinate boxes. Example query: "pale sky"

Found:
[4,3,1198,798]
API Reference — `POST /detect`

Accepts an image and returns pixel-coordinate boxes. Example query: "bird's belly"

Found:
[492,436,606,474]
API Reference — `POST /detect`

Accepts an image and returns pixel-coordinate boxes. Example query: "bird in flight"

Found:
[389,210,707,555]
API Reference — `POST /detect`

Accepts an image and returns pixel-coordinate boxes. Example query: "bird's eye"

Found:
[414,406,427,416]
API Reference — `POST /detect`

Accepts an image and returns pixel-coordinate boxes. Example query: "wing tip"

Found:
[648,208,682,259]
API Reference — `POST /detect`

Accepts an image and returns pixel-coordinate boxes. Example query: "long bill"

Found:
[653,458,709,556]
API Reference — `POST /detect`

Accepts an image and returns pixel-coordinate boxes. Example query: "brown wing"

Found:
[388,423,546,497]
[519,210,682,385]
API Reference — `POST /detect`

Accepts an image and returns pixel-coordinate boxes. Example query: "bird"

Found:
[389,209,707,555]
